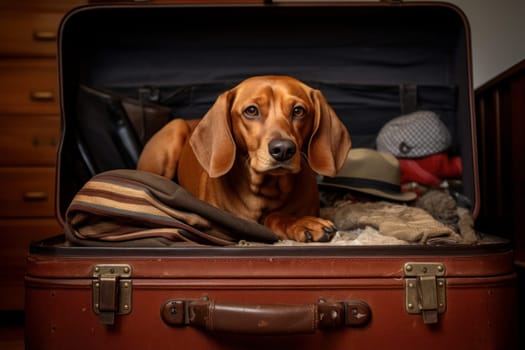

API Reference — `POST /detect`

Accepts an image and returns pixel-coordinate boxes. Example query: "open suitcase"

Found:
[25,1,518,349]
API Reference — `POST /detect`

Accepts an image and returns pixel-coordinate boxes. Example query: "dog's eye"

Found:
[292,106,306,119]
[243,105,260,119]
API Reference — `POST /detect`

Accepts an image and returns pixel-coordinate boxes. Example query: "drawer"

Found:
[0,218,62,310]
[0,167,57,218]
[0,1,85,12]
[0,11,64,57]
[0,59,59,115]
[0,116,60,166]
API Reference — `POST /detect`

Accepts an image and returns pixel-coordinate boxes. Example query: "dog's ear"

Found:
[307,89,351,177]
[189,90,236,178]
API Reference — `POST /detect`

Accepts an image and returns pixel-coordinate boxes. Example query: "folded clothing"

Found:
[321,200,462,244]
[415,190,477,244]
[65,169,278,246]
[399,152,462,187]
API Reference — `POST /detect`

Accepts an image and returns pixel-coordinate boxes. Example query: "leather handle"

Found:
[161,299,371,335]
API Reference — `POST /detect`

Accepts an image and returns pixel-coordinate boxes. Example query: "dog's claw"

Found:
[304,230,313,242]
[323,226,336,234]
[317,226,335,242]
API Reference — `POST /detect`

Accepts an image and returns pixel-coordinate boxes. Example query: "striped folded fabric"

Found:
[65,169,278,246]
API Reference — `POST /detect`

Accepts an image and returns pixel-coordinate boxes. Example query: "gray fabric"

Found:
[376,110,452,158]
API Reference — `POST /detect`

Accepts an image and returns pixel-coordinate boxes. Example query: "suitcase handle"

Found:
[161,298,371,335]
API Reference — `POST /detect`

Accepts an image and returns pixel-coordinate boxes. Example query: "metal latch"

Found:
[92,264,132,325]
[404,262,446,324]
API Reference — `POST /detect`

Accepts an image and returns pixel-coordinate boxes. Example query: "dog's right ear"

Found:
[189,90,236,178]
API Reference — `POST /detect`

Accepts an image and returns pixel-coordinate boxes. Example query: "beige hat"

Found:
[319,148,417,202]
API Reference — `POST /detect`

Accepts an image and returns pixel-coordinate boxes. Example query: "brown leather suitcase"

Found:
[25,2,518,349]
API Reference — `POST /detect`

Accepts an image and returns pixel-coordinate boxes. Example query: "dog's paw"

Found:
[264,213,337,243]
[287,216,337,242]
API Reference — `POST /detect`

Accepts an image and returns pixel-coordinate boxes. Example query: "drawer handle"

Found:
[30,91,55,102]
[161,299,371,335]
[32,136,58,147]
[33,30,57,41]
[23,191,49,201]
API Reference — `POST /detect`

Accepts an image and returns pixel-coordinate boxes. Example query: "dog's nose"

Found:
[268,139,296,162]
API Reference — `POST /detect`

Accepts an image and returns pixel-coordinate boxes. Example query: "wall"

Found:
[427,0,525,88]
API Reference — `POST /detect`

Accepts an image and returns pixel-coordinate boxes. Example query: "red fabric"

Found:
[399,153,462,187]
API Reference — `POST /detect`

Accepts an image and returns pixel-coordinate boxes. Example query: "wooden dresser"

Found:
[0,0,86,311]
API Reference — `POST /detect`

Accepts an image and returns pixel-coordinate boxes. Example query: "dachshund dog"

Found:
[137,76,351,242]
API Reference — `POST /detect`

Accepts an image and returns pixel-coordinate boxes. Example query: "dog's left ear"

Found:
[189,90,236,178]
[307,89,351,177]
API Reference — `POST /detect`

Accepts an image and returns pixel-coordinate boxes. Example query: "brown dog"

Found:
[137,75,351,242]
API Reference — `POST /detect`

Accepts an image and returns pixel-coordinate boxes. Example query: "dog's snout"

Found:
[268,139,296,162]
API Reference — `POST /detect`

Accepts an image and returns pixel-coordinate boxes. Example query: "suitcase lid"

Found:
[56,2,478,226]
